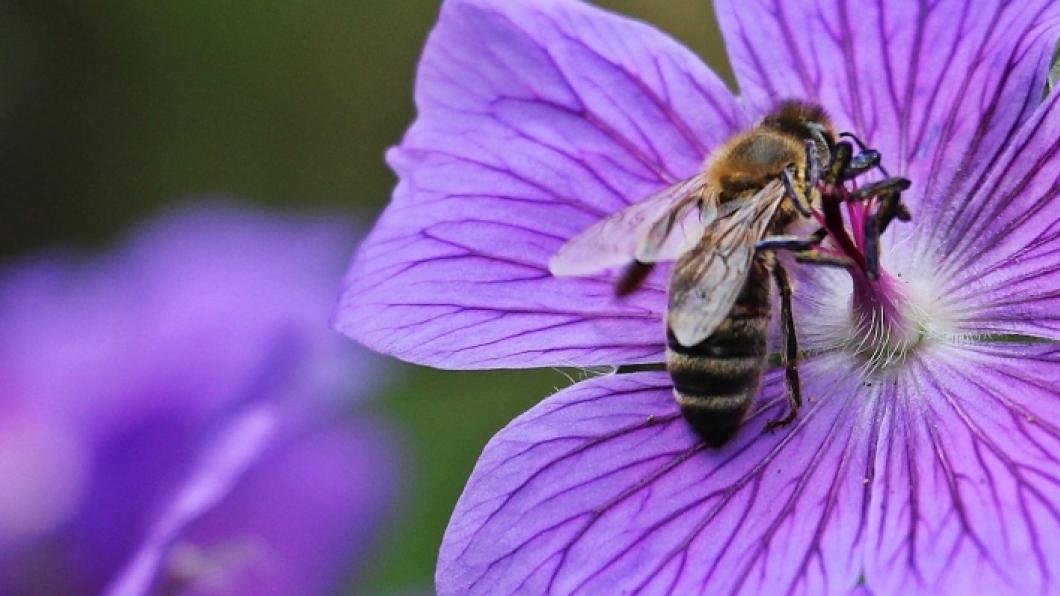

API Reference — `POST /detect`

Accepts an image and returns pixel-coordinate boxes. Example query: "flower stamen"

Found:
[810,169,923,370]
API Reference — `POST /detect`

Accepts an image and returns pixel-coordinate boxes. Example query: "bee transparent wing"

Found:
[549,173,714,276]
[667,180,786,347]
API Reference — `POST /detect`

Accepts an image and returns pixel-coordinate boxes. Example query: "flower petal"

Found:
[106,402,281,596]
[106,404,397,596]
[334,0,744,369]
[716,0,1060,216]
[0,202,370,437]
[911,90,1060,339]
[438,363,877,595]
[0,202,391,593]
[172,417,397,595]
[865,342,1060,594]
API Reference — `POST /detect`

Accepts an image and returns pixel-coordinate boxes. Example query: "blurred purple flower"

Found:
[335,0,1060,594]
[0,203,397,595]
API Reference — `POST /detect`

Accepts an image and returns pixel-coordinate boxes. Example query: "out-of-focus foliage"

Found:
[0,1,731,592]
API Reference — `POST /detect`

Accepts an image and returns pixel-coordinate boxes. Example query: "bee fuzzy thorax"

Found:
[706,130,804,198]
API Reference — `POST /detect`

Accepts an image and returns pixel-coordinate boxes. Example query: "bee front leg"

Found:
[863,210,882,280]
[804,140,820,195]
[862,189,914,280]
[848,177,912,203]
[781,165,813,216]
[781,139,825,216]
[765,261,801,432]
[794,251,855,269]
[824,141,853,185]
[842,149,882,181]
[839,133,890,180]
[875,188,912,232]
[835,132,912,219]
[849,179,912,279]
[757,230,856,269]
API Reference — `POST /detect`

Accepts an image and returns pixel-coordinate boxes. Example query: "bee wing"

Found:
[548,173,715,276]
[667,180,786,347]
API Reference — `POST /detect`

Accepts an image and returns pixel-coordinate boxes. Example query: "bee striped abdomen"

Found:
[666,263,771,446]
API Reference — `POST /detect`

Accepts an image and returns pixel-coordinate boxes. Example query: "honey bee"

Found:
[550,101,909,446]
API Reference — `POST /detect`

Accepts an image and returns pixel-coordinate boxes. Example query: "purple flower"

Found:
[334,0,1060,593]
[0,203,397,595]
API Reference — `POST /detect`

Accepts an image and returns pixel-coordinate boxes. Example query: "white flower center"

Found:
[843,268,929,371]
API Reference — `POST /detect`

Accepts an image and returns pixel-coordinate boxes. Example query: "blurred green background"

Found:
[0,1,732,592]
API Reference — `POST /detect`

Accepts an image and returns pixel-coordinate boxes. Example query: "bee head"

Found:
[761,100,835,167]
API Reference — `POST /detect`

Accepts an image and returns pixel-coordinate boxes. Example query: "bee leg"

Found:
[755,228,827,252]
[835,132,913,229]
[847,178,912,278]
[804,140,820,195]
[781,165,813,216]
[875,188,912,232]
[793,251,855,268]
[765,262,801,432]
[861,188,913,280]
[842,149,882,181]
[616,260,655,297]
[848,177,912,203]
[839,132,890,177]
[863,210,882,280]
[825,141,853,185]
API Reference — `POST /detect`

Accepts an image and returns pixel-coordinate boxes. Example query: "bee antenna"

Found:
[838,131,868,148]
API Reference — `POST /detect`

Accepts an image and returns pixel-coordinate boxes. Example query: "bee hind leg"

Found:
[765,261,802,432]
